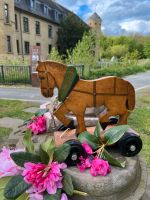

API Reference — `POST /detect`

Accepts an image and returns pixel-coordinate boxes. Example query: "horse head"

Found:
[36,61,55,97]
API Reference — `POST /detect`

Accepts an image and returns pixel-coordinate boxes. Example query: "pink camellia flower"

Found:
[27,116,46,135]
[61,193,68,200]
[22,162,67,195]
[82,143,93,155]
[0,147,22,178]
[29,192,43,200]
[27,187,43,200]
[90,157,111,176]
[77,156,91,172]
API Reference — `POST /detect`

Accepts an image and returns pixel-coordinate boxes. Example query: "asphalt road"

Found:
[124,71,150,91]
[0,71,150,103]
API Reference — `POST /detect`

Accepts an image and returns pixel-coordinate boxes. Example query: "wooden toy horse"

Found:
[36,61,135,134]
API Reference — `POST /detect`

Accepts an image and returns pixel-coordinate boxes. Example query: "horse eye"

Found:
[40,77,45,80]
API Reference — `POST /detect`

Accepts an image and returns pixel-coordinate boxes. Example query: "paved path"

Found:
[0,87,58,103]
[0,71,150,102]
[124,71,150,91]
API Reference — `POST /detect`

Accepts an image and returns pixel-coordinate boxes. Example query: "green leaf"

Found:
[23,130,34,153]
[41,138,55,161]
[10,152,41,167]
[53,144,71,163]
[0,177,11,200]
[39,145,50,164]
[104,125,129,145]
[35,108,49,117]
[94,121,102,138]
[62,172,74,196]
[4,175,31,199]
[23,119,31,126]
[102,149,126,168]
[78,131,99,149]
[43,190,62,200]
[17,192,29,200]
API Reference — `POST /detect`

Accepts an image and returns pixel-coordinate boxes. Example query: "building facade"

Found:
[0,0,69,61]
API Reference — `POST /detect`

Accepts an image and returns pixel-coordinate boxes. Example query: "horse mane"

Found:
[44,60,67,71]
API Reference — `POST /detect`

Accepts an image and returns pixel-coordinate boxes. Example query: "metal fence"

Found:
[0,65,31,85]
[68,64,84,79]
[0,64,84,85]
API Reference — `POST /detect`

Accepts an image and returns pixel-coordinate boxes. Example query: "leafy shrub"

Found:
[47,47,63,63]
[89,63,150,79]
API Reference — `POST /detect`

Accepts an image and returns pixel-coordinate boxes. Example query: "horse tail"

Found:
[126,82,135,110]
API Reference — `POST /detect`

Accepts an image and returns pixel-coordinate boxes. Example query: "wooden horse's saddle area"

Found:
[73,76,129,96]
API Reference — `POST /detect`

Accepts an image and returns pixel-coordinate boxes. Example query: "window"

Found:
[23,17,29,32]
[16,40,20,54]
[48,45,52,53]
[35,21,40,34]
[44,5,48,14]
[6,36,12,52]
[58,13,63,21]
[24,41,30,54]
[15,14,18,30]
[55,11,58,21]
[48,25,52,38]
[36,43,40,46]
[4,4,9,23]
[30,0,35,9]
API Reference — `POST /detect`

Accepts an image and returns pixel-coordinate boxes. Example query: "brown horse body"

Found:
[36,61,135,134]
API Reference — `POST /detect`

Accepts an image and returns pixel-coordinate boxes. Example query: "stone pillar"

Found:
[31,72,40,87]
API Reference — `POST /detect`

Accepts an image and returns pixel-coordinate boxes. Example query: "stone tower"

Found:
[88,12,102,33]
[0,0,17,57]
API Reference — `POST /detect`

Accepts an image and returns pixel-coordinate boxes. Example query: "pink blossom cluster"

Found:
[22,161,67,195]
[27,116,46,135]
[0,147,22,178]
[77,143,111,176]
[28,191,68,200]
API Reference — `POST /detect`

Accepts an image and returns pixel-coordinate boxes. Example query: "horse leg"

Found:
[99,109,117,129]
[118,110,129,124]
[75,113,86,135]
[54,103,72,127]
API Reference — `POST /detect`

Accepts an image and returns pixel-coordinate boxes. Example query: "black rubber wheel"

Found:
[118,133,143,157]
[64,140,87,166]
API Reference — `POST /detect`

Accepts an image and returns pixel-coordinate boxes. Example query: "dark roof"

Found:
[14,0,71,25]
[88,12,102,22]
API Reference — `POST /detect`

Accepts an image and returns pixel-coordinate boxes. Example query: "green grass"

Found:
[0,99,39,120]
[128,88,150,166]
[89,63,150,79]
[0,127,12,137]
[0,99,39,138]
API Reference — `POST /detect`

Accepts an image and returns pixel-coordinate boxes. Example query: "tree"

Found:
[66,31,97,77]
[110,45,128,58]
[47,47,63,62]
[57,12,89,55]
[143,43,150,58]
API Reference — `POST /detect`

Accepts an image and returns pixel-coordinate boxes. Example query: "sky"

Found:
[56,0,150,35]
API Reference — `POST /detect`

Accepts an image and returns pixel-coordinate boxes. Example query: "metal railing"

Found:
[68,64,84,79]
[0,65,31,85]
